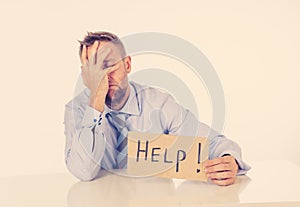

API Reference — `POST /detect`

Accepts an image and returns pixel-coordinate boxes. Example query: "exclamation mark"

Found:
[196,143,201,173]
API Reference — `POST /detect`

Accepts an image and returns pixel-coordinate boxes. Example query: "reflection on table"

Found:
[67,169,250,207]
[0,160,300,207]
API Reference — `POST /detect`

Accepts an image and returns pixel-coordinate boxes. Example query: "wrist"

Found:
[89,92,106,112]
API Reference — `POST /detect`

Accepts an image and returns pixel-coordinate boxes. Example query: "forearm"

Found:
[184,112,250,175]
[89,91,106,113]
[65,128,106,181]
[64,105,106,181]
[165,104,251,175]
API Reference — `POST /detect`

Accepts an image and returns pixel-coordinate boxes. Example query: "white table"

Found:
[0,160,299,207]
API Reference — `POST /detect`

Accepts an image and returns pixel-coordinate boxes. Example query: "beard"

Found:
[105,82,128,109]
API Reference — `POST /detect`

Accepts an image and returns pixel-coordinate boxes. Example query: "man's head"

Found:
[79,31,132,110]
[79,31,126,59]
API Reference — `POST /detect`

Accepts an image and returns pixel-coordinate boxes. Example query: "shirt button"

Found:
[93,118,97,123]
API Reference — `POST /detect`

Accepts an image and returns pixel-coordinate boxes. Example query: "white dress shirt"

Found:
[64,81,250,181]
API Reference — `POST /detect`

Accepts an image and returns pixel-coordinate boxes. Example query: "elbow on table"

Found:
[77,171,98,182]
[66,161,99,182]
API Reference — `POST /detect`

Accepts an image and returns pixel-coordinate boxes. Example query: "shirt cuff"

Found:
[81,106,103,127]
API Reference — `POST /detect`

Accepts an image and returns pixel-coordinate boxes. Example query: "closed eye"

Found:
[103,60,115,69]
[103,63,115,69]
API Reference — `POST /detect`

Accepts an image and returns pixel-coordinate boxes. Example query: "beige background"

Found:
[0,0,299,177]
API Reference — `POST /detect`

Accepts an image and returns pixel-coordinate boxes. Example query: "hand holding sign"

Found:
[204,156,239,186]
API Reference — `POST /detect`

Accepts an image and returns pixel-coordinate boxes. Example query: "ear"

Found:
[123,56,131,73]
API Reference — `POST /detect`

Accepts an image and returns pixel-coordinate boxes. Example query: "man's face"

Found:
[85,41,131,105]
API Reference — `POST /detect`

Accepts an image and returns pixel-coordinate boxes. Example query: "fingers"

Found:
[210,178,235,186]
[81,65,88,87]
[96,47,111,69]
[204,156,238,173]
[87,41,99,65]
[206,167,236,186]
[205,163,232,173]
[205,162,236,182]
[81,45,87,65]
[204,156,231,168]
[82,41,114,71]
[204,156,238,186]
[207,171,235,180]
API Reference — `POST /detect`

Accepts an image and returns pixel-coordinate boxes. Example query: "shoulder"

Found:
[130,81,174,103]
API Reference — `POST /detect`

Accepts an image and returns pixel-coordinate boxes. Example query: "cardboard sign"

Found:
[127,132,209,181]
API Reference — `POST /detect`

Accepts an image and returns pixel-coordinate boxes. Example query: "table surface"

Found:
[0,160,300,207]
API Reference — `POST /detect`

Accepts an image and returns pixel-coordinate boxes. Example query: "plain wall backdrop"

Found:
[0,0,299,176]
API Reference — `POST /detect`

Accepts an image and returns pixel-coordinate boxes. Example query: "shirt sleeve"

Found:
[161,95,251,175]
[64,100,107,181]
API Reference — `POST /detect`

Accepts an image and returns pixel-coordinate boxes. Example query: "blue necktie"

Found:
[106,112,128,169]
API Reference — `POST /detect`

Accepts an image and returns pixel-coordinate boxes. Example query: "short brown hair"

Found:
[78,31,126,58]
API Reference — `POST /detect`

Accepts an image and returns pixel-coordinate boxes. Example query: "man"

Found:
[64,31,250,186]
